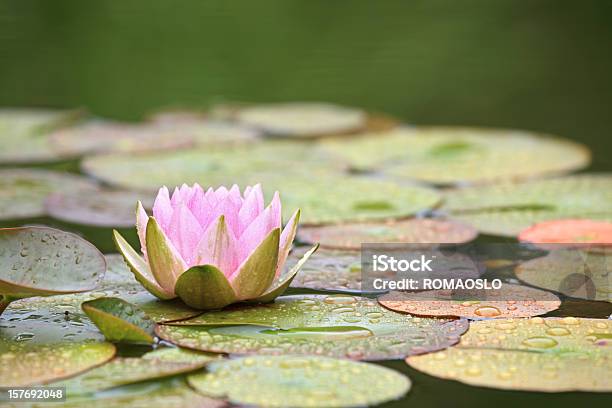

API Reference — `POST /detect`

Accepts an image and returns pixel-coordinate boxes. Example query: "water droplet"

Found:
[546,327,570,336]
[522,336,558,349]
[474,306,501,317]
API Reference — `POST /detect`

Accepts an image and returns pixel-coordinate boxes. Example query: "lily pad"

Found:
[81,297,155,344]
[298,218,477,250]
[157,294,468,360]
[518,219,612,249]
[378,283,561,318]
[142,347,220,364]
[320,127,590,184]
[0,226,106,298]
[28,378,224,408]
[82,148,440,224]
[516,250,611,302]
[45,190,153,227]
[55,353,210,396]
[234,102,366,138]
[0,108,81,164]
[0,169,100,220]
[289,248,365,293]
[443,174,612,236]
[0,341,116,387]
[258,174,441,225]
[188,355,410,407]
[406,317,611,392]
[289,247,482,294]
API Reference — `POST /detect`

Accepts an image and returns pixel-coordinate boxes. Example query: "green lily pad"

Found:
[157,294,468,360]
[0,341,116,387]
[0,108,81,164]
[320,127,590,184]
[189,355,410,407]
[142,347,220,364]
[0,226,106,298]
[378,283,561,318]
[256,173,441,225]
[82,142,342,192]
[82,147,440,224]
[289,248,365,293]
[81,297,155,344]
[298,218,477,250]
[0,169,100,220]
[406,317,611,392]
[233,102,367,138]
[516,250,611,302]
[25,378,224,408]
[54,352,210,396]
[442,174,612,236]
[45,190,153,227]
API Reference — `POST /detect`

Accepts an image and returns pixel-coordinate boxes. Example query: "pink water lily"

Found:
[113,184,317,309]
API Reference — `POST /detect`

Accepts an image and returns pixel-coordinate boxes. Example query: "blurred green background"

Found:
[1,1,611,407]
[1,0,611,169]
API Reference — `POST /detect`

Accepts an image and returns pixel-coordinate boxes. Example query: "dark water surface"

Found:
[1,1,611,406]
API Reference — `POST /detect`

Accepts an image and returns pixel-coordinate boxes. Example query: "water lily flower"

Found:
[113,184,317,310]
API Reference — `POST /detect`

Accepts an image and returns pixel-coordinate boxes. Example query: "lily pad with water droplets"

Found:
[443,174,612,236]
[81,297,155,344]
[234,102,367,138]
[516,249,611,302]
[0,108,82,164]
[157,294,468,360]
[188,355,410,407]
[54,352,211,396]
[298,218,477,250]
[0,226,106,299]
[0,341,116,387]
[378,283,561,319]
[0,169,100,220]
[16,378,225,408]
[45,190,153,228]
[406,317,611,392]
[320,127,590,184]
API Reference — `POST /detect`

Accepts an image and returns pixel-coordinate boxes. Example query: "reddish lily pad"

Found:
[0,341,116,387]
[298,218,477,250]
[518,219,612,249]
[188,355,410,407]
[0,226,106,298]
[81,297,155,344]
[0,168,99,220]
[406,317,612,392]
[378,283,561,318]
[157,294,468,360]
[45,190,153,227]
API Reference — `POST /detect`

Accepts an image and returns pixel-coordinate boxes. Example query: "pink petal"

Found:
[238,184,264,236]
[166,204,204,265]
[235,192,282,271]
[152,186,173,230]
[136,201,149,257]
[195,215,238,277]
